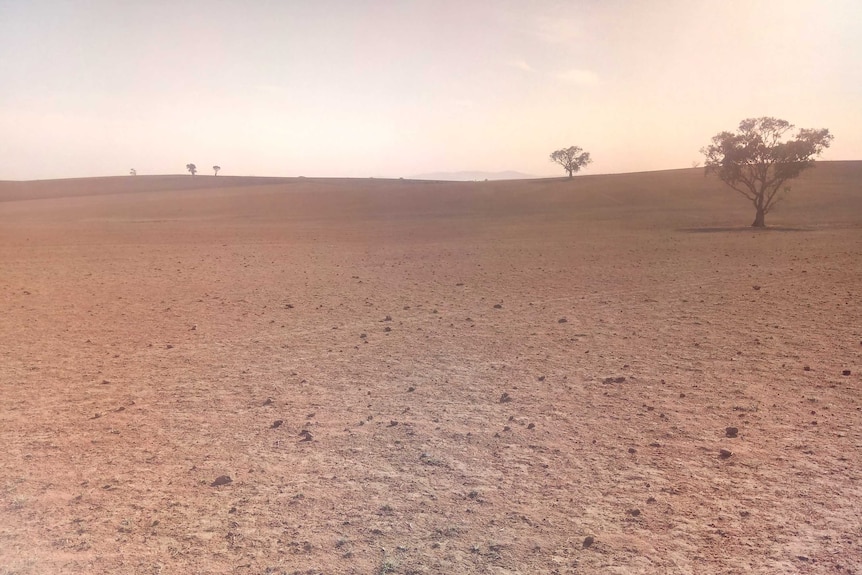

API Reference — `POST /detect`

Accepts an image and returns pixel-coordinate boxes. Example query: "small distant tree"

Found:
[129,168,137,176]
[550,146,592,178]
[701,117,833,227]
[186,163,197,176]
[213,165,221,176]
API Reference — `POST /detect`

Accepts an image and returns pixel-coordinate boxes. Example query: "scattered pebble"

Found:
[298,430,313,442]
[582,536,594,548]
[842,370,851,376]
[627,508,641,517]
[211,475,232,487]
[499,392,512,403]
[558,318,568,323]
[493,303,502,309]
[262,398,273,406]
[725,427,739,438]
[527,423,535,430]
[271,420,283,429]
[719,449,733,459]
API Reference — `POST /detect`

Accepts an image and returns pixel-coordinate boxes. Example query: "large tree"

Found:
[550,146,592,178]
[701,117,833,227]
[186,163,197,176]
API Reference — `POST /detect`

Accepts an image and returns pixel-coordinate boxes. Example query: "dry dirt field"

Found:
[1,163,861,574]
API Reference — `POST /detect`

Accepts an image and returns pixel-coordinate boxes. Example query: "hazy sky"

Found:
[1,0,860,180]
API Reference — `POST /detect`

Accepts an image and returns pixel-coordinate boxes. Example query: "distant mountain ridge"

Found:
[411,170,538,181]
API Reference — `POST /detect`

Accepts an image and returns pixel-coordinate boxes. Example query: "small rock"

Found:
[628,447,636,454]
[499,392,512,403]
[387,420,398,427]
[842,370,851,376]
[803,366,811,371]
[537,375,545,382]
[725,427,739,438]
[262,398,273,406]
[271,420,283,429]
[384,326,391,332]
[752,285,761,290]
[627,508,641,517]
[527,423,535,430]
[211,475,232,487]
[719,449,733,459]
[359,333,367,339]
[298,430,313,442]
[582,536,594,548]
[407,386,415,392]
[646,497,656,504]
[493,303,502,309]
[165,344,174,349]
[558,318,568,323]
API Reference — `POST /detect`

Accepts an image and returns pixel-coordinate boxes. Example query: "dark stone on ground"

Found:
[211,475,232,487]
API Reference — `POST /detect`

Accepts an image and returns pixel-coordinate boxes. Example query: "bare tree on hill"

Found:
[701,117,833,227]
[550,146,592,178]
[186,163,197,176]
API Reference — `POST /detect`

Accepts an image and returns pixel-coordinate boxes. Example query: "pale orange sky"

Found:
[1,0,859,180]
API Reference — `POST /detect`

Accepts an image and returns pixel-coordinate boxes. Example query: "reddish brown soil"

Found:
[1,165,861,574]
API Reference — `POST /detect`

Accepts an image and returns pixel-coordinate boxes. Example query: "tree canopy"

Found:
[701,117,832,227]
[186,163,197,176]
[550,146,592,178]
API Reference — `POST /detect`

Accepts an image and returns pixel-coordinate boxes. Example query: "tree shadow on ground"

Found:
[679,226,814,233]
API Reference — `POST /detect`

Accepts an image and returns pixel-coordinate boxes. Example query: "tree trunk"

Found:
[752,206,766,227]
[567,169,573,178]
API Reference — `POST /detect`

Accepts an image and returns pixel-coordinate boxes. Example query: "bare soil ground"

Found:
[1,164,861,574]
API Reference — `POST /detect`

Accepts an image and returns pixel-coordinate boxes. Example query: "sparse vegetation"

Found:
[701,117,833,227]
[213,165,221,176]
[550,145,592,178]
[186,163,197,176]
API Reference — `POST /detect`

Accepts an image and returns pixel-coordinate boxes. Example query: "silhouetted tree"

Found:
[550,146,592,178]
[129,168,137,176]
[702,117,833,227]
[213,165,221,176]
[186,163,197,176]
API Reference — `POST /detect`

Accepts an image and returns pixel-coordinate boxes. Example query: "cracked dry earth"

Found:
[1,172,861,574]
